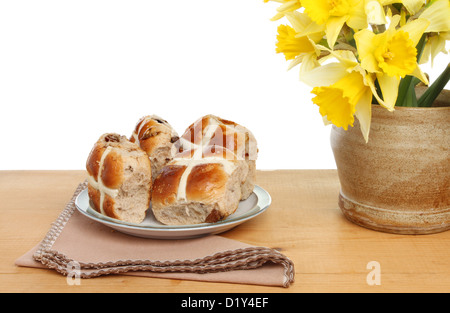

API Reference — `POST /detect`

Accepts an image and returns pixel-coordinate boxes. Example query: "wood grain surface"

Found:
[1,170,449,293]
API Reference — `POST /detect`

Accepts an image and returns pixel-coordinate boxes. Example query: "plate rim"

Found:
[74,185,271,233]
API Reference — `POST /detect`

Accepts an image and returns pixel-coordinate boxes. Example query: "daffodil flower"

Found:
[300,51,375,142]
[276,25,317,60]
[416,0,450,66]
[301,0,368,48]
[354,15,430,110]
[385,0,425,14]
[399,0,426,14]
[311,71,373,134]
[263,0,302,21]
[364,0,428,26]
[419,0,450,33]
[275,11,324,72]
[420,32,449,66]
[365,0,388,25]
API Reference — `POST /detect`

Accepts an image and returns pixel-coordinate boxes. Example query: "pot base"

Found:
[339,192,450,235]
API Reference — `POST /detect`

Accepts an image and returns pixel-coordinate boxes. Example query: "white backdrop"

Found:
[0,1,447,170]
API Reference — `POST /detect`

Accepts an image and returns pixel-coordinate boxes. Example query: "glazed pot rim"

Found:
[371,104,450,111]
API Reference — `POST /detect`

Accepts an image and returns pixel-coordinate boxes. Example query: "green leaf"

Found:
[395,34,427,107]
[404,77,420,107]
[396,75,416,107]
[372,79,383,105]
[415,34,427,64]
[417,63,450,107]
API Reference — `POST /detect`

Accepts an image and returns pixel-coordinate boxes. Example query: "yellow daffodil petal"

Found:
[299,52,321,74]
[354,29,381,73]
[285,11,312,32]
[283,12,325,63]
[347,0,368,29]
[430,34,448,62]
[365,0,387,25]
[276,24,316,60]
[411,64,429,85]
[270,12,285,21]
[378,0,396,6]
[421,33,448,66]
[311,71,370,130]
[326,16,349,48]
[331,0,352,16]
[301,0,367,50]
[312,87,355,130]
[276,0,302,13]
[374,30,417,78]
[322,115,333,126]
[366,72,386,107]
[399,18,430,46]
[293,21,326,38]
[354,29,375,59]
[265,0,302,21]
[402,0,426,15]
[354,88,374,143]
[302,0,332,25]
[420,0,450,33]
[287,55,304,71]
[285,11,325,43]
[300,62,349,87]
[302,0,367,32]
[376,73,400,110]
[387,14,401,32]
[379,0,425,15]
[315,46,361,72]
[328,49,360,68]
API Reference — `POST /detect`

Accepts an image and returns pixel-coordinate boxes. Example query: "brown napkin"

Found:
[15,182,295,287]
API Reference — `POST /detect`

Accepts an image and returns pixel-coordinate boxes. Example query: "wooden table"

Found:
[1,170,449,293]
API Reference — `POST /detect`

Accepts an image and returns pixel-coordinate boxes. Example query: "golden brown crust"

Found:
[203,145,236,159]
[174,145,237,160]
[152,165,187,206]
[217,117,238,126]
[87,184,101,213]
[208,126,245,157]
[86,132,152,223]
[130,116,181,182]
[100,150,124,189]
[186,163,227,202]
[86,144,105,179]
[137,120,164,154]
[103,194,119,219]
[179,114,257,161]
[181,116,208,145]
[131,115,178,156]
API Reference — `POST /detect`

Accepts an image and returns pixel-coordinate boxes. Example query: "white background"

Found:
[0,1,447,170]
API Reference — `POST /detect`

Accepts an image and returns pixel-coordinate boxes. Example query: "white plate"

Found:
[74,186,271,239]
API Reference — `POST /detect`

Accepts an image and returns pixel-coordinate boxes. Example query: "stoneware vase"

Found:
[330,93,450,235]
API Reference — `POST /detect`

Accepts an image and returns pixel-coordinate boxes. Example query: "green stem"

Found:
[416,34,427,64]
[417,63,450,107]
[395,34,427,107]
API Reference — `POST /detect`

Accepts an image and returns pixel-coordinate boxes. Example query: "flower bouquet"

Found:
[265,0,450,142]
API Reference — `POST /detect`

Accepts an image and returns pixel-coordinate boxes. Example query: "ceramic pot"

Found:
[331,104,450,234]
